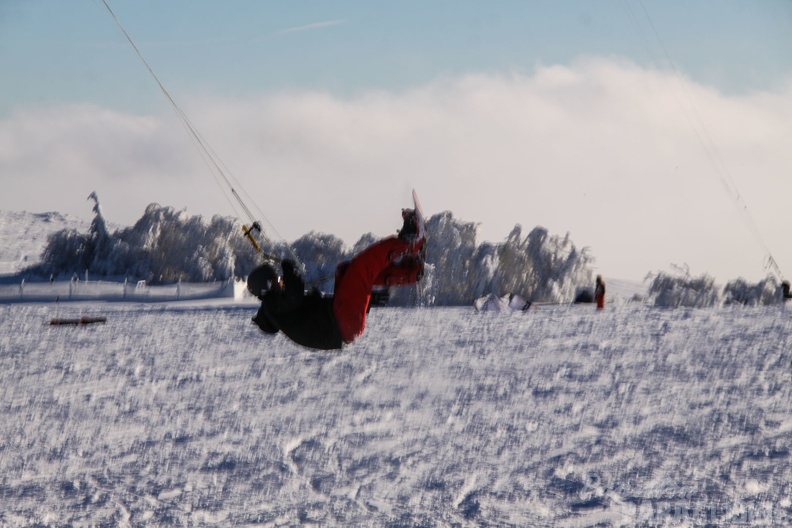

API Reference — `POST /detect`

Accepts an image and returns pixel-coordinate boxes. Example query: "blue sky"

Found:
[1,1,791,282]
[3,1,789,112]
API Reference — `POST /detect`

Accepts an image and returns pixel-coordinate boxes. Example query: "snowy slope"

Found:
[606,277,645,303]
[1,302,790,526]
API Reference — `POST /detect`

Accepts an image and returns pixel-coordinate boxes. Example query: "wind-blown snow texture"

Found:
[2,302,790,526]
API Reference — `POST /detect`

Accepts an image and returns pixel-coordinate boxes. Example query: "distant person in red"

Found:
[248,209,425,350]
[595,275,606,310]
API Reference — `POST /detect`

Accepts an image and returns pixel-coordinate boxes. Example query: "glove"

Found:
[281,259,296,276]
[280,259,300,287]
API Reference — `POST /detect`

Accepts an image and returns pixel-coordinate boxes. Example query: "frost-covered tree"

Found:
[37,228,90,276]
[38,192,113,276]
[491,225,595,304]
[291,232,349,292]
[351,233,380,255]
[186,245,214,282]
[470,243,500,299]
[85,192,113,273]
[28,202,261,282]
[422,211,480,305]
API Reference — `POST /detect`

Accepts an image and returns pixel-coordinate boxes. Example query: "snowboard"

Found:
[406,188,427,266]
[411,189,427,244]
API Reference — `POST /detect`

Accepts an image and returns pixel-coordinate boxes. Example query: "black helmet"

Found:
[247,264,279,299]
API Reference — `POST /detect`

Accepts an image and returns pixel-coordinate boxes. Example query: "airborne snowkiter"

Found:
[249,208,425,350]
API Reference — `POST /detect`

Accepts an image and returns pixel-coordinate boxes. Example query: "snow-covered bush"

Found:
[646,265,784,308]
[722,276,781,306]
[645,265,722,308]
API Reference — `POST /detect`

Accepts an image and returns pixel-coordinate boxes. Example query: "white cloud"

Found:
[2,59,790,282]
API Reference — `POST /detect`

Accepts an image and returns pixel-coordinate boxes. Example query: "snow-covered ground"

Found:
[2,300,790,526]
